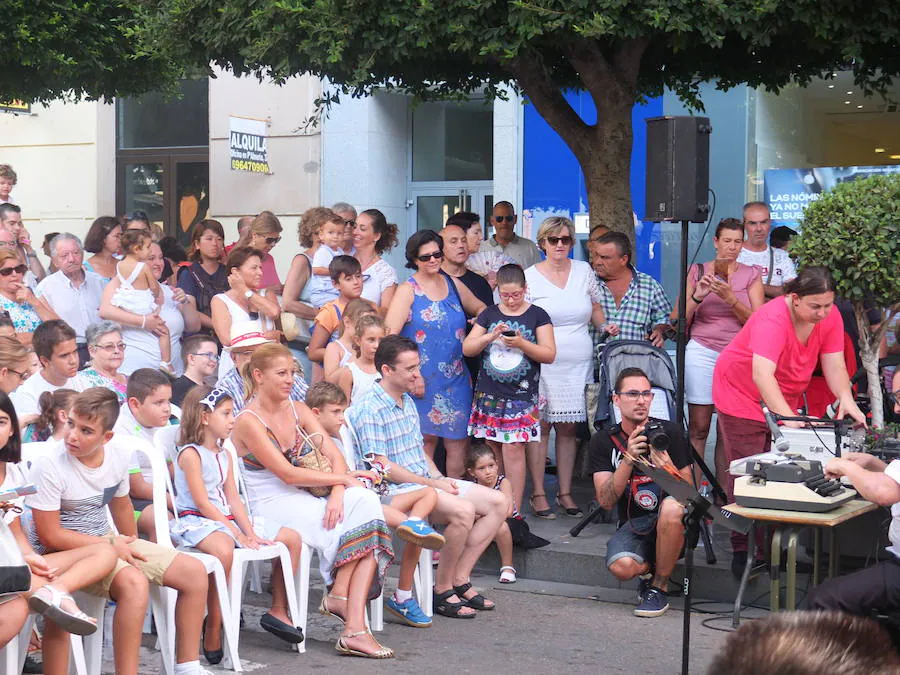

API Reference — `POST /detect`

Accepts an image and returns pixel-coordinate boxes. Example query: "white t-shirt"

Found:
[737,246,797,288]
[885,460,900,553]
[11,371,77,418]
[360,258,398,307]
[113,403,161,481]
[25,442,130,553]
[308,245,342,306]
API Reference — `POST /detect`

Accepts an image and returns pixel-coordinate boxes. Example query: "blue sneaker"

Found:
[634,586,670,618]
[396,519,445,551]
[385,596,432,628]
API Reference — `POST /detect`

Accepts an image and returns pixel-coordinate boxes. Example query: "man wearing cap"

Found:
[215,320,309,411]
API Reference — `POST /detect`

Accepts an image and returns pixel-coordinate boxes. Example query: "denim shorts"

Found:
[606,513,659,567]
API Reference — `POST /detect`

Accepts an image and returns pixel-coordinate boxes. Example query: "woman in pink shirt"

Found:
[712,266,865,566]
[682,218,764,488]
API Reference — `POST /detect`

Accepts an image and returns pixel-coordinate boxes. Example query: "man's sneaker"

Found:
[385,596,432,628]
[634,586,670,618]
[636,573,652,602]
[396,519,445,551]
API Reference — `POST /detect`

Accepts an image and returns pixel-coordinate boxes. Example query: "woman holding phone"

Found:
[678,218,764,488]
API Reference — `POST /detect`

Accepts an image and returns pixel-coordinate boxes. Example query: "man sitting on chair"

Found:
[589,367,692,617]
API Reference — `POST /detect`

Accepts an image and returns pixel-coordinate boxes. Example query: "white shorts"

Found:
[685,339,720,405]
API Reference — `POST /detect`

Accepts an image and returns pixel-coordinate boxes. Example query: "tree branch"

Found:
[506,51,590,155]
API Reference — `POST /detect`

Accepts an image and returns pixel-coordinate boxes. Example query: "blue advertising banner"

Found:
[764,165,900,228]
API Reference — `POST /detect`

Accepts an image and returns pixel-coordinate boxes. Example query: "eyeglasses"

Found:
[546,236,573,247]
[0,239,14,249]
[493,215,515,223]
[416,251,444,262]
[264,236,281,246]
[0,264,27,277]
[344,219,356,227]
[616,390,655,401]
[6,368,27,382]
[93,342,126,353]
[499,290,525,300]
[191,351,220,362]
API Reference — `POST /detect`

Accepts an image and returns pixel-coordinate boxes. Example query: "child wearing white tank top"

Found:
[323,299,377,384]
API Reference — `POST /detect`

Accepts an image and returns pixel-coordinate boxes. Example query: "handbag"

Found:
[0,515,31,598]
[287,427,333,498]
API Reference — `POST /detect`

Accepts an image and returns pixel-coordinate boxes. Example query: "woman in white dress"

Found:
[231,343,394,659]
[524,217,618,519]
[211,246,281,375]
[353,209,398,310]
[100,243,201,376]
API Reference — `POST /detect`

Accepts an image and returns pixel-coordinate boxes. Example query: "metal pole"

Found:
[675,219,689,427]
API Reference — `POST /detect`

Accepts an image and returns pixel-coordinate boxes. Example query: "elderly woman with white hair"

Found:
[524,216,618,519]
[70,320,129,402]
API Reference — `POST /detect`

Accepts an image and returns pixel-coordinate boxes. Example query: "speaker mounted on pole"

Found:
[645,116,711,223]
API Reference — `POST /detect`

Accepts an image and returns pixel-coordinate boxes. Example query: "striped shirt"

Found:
[346,382,428,496]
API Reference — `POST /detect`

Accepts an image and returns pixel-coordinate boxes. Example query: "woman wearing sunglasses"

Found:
[385,230,487,478]
[69,320,129,403]
[245,211,284,295]
[0,249,58,347]
[524,217,618,519]
[211,246,280,376]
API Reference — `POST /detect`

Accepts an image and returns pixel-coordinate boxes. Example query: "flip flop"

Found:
[28,585,98,636]
[259,612,304,644]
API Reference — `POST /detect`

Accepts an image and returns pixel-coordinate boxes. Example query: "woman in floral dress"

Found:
[386,230,486,478]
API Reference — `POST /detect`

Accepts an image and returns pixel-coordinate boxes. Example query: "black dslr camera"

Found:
[644,419,670,451]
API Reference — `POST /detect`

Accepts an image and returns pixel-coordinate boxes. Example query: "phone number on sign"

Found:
[231,159,270,173]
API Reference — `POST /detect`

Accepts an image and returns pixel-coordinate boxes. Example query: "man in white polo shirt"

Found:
[36,233,105,368]
[737,202,796,300]
[479,201,542,269]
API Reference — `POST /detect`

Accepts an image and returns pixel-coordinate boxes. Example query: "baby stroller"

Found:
[576,340,722,563]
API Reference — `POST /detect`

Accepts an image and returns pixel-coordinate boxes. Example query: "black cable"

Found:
[686,189,717,270]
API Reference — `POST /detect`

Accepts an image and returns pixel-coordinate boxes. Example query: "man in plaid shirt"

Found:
[590,232,672,365]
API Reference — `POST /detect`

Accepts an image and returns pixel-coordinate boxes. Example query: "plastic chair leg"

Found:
[414,548,434,616]
[274,544,302,658]
[209,563,241,673]
[293,544,311,654]
[149,586,176,675]
[369,593,384,632]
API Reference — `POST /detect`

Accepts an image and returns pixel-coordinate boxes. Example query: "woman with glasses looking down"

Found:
[211,246,281,376]
[523,217,618,520]
[0,249,57,346]
[0,334,31,394]
[385,230,487,479]
[70,321,129,402]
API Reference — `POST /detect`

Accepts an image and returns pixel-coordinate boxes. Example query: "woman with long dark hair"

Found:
[177,219,229,334]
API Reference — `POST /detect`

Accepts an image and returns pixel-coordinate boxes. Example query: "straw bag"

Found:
[287,428,333,498]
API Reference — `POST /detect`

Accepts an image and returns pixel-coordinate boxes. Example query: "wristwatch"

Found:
[244,290,254,300]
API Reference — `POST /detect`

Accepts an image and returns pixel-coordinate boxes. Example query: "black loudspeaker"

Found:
[645,116,711,223]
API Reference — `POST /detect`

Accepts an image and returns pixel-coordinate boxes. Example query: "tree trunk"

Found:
[855,302,886,428]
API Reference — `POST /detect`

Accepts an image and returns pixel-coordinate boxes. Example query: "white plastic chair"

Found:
[157,428,303,664]
[20,440,58,475]
[340,419,434,631]
[223,437,311,654]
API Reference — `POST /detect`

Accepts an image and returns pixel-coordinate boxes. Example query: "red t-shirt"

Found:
[712,297,844,421]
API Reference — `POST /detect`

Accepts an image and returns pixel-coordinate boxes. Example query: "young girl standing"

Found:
[110,229,173,373]
[465,444,517,584]
[462,263,556,515]
[171,386,303,663]
[336,313,384,405]
[323,298,377,383]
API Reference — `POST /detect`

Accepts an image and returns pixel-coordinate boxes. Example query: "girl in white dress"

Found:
[523,217,618,520]
[336,313,384,405]
[110,230,173,372]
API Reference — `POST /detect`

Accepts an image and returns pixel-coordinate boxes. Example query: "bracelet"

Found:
[691,294,703,304]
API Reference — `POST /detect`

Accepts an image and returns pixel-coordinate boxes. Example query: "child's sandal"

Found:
[499,566,517,584]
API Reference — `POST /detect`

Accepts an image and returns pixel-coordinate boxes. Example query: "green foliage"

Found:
[792,174,900,310]
[149,0,900,107]
[0,0,179,104]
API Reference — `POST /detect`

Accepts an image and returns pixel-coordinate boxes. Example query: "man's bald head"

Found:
[439,224,468,265]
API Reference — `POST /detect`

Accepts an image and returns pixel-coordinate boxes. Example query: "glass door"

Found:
[408,184,492,232]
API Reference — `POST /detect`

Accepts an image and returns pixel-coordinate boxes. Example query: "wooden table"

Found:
[724,499,878,624]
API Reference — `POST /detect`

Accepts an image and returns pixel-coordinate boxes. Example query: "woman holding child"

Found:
[231,343,395,659]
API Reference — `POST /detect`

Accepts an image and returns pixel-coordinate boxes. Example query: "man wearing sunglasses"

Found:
[589,367,692,618]
[479,201,541,269]
[0,202,46,284]
[36,233,106,368]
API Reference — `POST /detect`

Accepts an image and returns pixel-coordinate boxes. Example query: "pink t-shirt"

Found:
[260,253,281,289]
[689,262,761,352]
[712,297,844,421]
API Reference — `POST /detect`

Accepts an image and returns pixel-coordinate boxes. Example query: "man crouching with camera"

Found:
[589,367,693,617]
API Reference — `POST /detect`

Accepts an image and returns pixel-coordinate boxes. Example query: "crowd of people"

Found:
[0,169,898,674]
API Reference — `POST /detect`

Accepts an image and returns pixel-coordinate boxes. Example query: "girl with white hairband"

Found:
[170,385,304,663]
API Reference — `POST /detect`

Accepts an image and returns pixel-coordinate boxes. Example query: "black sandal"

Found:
[433,589,477,619]
[453,582,495,611]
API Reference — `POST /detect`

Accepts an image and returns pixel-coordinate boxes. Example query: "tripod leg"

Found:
[698,519,717,565]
